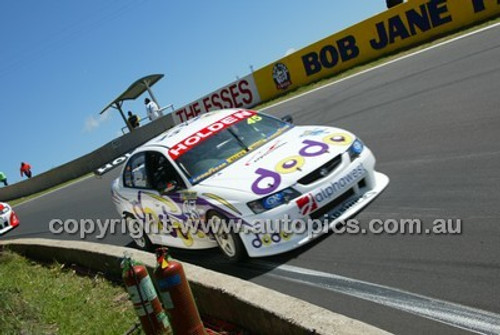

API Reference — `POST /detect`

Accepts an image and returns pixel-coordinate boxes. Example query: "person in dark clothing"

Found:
[127,111,140,129]
[20,162,32,179]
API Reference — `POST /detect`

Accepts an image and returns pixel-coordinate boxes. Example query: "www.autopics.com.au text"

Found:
[48,216,463,240]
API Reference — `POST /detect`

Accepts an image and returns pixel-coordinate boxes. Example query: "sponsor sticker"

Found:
[139,276,158,301]
[168,110,255,159]
[244,140,287,166]
[325,190,377,221]
[157,274,182,290]
[296,164,367,215]
[299,128,328,137]
[296,194,319,216]
[160,291,174,309]
[273,63,292,90]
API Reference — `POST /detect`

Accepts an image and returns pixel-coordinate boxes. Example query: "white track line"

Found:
[252,262,500,334]
[13,174,94,208]
[261,22,500,112]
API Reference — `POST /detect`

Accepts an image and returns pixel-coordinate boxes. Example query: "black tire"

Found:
[208,212,248,262]
[125,213,153,250]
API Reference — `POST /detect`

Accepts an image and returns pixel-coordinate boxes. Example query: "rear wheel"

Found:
[208,212,247,262]
[125,214,153,250]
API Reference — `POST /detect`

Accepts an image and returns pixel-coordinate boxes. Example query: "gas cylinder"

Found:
[122,255,172,335]
[154,248,207,335]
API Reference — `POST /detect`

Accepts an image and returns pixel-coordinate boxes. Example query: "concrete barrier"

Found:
[0,238,390,335]
[0,113,176,202]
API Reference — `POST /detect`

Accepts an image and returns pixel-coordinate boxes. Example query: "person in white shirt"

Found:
[145,98,160,121]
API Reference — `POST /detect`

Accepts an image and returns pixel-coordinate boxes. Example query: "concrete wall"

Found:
[0,238,390,335]
[0,113,176,202]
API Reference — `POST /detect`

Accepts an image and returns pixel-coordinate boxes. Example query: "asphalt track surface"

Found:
[6,25,500,334]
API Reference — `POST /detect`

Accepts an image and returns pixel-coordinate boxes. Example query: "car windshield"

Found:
[176,114,291,184]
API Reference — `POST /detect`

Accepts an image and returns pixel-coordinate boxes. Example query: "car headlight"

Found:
[247,187,301,214]
[348,138,364,160]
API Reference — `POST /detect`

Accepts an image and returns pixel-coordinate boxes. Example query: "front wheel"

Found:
[208,212,247,262]
[125,214,153,250]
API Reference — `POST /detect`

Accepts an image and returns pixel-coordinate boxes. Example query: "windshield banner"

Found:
[168,110,256,160]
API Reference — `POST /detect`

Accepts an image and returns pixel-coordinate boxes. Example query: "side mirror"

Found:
[160,180,178,195]
[281,115,293,124]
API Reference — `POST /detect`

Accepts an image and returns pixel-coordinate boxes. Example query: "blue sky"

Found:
[0,0,386,185]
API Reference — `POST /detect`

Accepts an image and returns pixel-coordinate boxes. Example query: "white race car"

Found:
[0,202,20,235]
[112,109,389,260]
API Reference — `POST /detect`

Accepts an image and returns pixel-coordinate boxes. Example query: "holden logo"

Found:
[272,63,292,90]
[319,168,329,177]
[295,194,318,216]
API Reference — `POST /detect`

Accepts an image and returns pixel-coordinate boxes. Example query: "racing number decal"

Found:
[247,115,262,124]
[250,133,352,195]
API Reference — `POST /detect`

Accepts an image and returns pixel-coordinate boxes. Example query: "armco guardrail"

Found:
[0,238,391,335]
[0,113,176,202]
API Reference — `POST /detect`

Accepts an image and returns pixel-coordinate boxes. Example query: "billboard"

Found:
[253,0,500,102]
[172,74,261,125]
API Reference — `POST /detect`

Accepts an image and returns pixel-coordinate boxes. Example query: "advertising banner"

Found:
[253,0,500,102]
[172,74,261,125]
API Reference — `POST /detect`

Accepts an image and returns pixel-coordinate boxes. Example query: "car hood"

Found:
[197,126,355,195]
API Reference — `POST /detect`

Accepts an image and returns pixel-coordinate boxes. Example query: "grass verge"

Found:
[0,250,137,334]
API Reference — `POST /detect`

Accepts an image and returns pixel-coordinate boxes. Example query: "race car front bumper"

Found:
[238,148,389,258]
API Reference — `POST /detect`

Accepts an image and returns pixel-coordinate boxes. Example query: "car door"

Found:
[120,151,162,245]
[121,149,213,248]
[145,149,214,248]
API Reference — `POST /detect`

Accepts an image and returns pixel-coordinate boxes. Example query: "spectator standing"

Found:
[145,98,160,121]
[0,171,7,186]
[20,162,32,179]
[127,111,140,129]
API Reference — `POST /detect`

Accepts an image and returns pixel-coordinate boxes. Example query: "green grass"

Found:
[0,250,138,335]
[255,16,500,111]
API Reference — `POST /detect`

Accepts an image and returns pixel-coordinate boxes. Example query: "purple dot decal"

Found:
[299,140,329,157]
[251,168,281,195]
[282,159,298,169]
